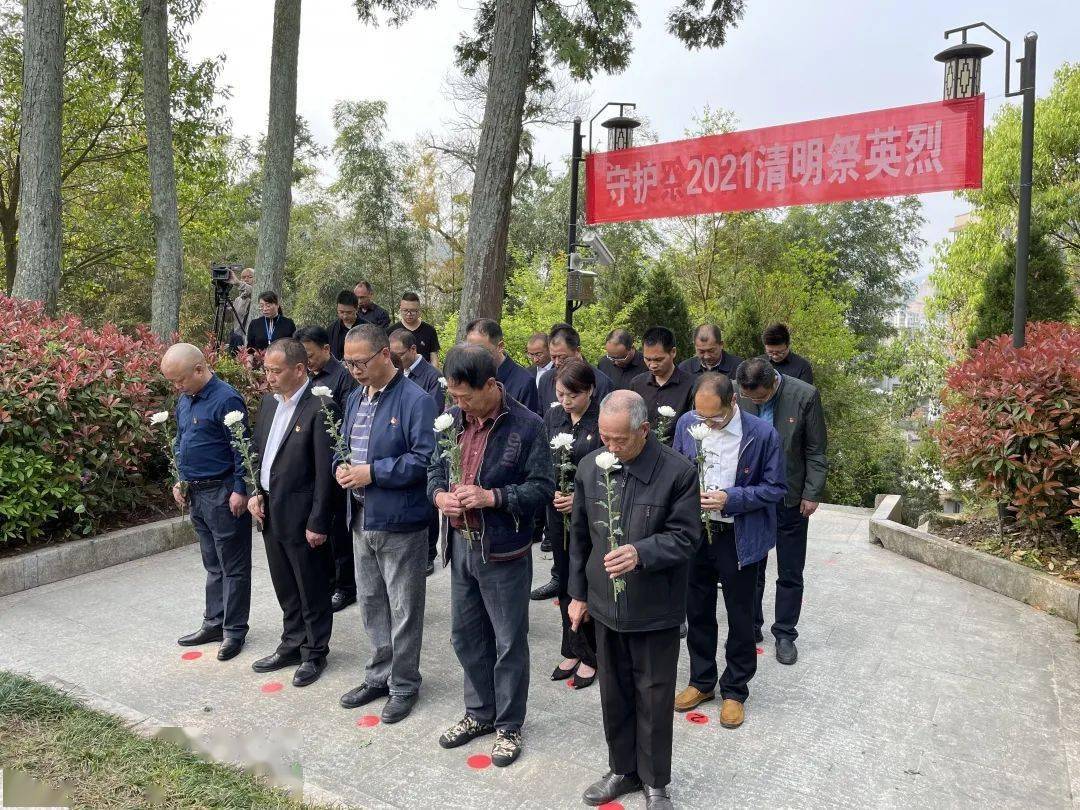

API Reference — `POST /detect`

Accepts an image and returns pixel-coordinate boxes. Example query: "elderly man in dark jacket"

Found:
[735,357,827,666]
[672,373,786,730]
[568,390,700,810]
[428,345,555,768]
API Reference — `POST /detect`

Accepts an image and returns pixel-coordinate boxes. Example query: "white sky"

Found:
[188,0,1079,276]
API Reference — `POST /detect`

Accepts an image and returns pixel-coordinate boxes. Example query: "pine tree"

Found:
[970,224,1076,346]
[627,265,694,359]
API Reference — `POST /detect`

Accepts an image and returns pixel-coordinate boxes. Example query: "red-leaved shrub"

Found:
[0,295,173,544]
[936,321,1080,535]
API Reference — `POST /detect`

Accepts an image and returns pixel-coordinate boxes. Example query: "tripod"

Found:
[212,279,247,349]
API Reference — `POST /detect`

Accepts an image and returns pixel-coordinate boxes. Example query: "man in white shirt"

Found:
[526,332,552,389]
[671,373,786,729]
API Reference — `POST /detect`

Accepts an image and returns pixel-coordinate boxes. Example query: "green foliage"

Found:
[969,223,1076,345]
[626,264,694,358]
[0,445,84,545]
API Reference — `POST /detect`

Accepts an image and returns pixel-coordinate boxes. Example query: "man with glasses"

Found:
[598,328,646,390]
[388,292,441,367]
[525,332,552,389]
[353,281,392,331]
[762,322,814,384]
[538,325,615,412]
[678,324,742,378]
[671,373,786,729]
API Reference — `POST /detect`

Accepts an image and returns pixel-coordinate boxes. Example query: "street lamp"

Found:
[936,23,1037,348]
[565,102,640,324]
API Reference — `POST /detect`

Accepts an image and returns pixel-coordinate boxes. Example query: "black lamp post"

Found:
[565,102,640,324]
[936,23,1037,349]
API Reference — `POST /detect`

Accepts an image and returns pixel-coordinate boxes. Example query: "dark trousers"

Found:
[547,505,596,666]
[329,488,355,596]
[595,622,679,789]
[427,511,439,564]
[449,530,531,732]
[755,504,809,641]
[687,522,758,701]
[188,483,251,640]
[263,526,334,662]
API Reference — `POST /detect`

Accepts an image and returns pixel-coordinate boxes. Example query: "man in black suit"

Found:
[464,318,540,414]
[538,325,615,411]
[248,338,338,687]
[598,328,646,389]
[297,325,359,611]
[245,292,296,352]
[735,357,827,665]
[762,322,814,384]
[678,324,742,378]
[354,280,392,330]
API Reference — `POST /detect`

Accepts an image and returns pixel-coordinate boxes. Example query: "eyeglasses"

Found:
[399,308,420,316]
[525,351,547,361]
[342,350,381,371]
[693,410,734,430]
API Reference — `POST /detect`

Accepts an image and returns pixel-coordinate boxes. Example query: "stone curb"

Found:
[869,495,1080,627]
[0,516,196,598]
[21,673,350,808]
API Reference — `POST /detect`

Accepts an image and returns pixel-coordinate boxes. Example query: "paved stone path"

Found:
[1,505,1077,809]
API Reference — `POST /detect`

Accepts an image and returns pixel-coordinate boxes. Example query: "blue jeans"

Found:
[449,530,532,732]
[188,483,252,640]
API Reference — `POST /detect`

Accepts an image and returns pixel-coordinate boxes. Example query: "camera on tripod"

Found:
[210,262,246,346]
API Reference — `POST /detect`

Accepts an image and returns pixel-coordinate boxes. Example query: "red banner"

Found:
[585,96,984,224]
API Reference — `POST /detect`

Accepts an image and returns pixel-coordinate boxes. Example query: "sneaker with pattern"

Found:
[438,715,495,749]
[491,729,522,767]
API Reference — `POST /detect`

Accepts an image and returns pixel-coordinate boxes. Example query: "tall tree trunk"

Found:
[12,0,63,311]
[140,0,184,341]
[1,158,19,294]
[253,0,301,303]
[456,0,533,336]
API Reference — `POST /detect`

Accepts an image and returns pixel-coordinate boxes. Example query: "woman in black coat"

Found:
[246,291,296,352]
[543,359,602,689]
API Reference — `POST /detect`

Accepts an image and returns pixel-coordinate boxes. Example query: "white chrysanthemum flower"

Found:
[223,410,244,428]
[550,432,574,451]
[550,401,560,409]
[688,422,712,442]
[595,451,621,471]
[438,377,448,388]
[311,385,333,398]
[657,405,676,418]
[149,411,169,426]
[433,413,455,432]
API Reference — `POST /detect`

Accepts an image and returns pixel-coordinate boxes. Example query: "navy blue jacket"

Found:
[427,390,555,563]
[672,408,786,567]
[405,356,445,414]
[496,354,540,415]
[340,371,436,533]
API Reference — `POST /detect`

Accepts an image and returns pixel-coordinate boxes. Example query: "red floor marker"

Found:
[756,646,764,655]
[686,711,709,725]
[598,803,624,810]
[260,681,284,694]
[553,598,560,606]
[357,715,380,727]
[180,650,202,661]
[466,754,492,770]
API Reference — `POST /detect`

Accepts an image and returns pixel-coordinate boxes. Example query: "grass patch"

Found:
[0,672,329,809]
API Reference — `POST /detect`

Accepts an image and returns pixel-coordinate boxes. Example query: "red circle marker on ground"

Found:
[553,598,560,606]
[260,681,284,694]
[357,715,380,727]
[686,711,709,725]
[598,803,625,810]
[567,678,576,689]
[180,650,202,661]
[756,646,764,655]
[466,754,492,770]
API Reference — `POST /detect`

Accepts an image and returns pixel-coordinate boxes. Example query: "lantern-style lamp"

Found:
[934,41,993,99]
[601,112,641,151]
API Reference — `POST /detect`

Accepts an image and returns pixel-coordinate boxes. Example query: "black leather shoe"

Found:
[178,626,223,646]
[583,771,642,806]
[216,638,244,661]
[530,578,559,601]
[340,683,389,709]
[381,693,418,724]
[679,621,688,639]
[644,786,674,809]
[292,659,326,687]
[776,637,798,665]
[425,561,435,577]
[539,537,552,553]
[550,662,578,681]
[754,627,764,643]
[251,651,302,673]
[331,590,356,612]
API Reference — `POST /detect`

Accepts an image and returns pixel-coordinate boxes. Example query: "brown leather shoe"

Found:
[720,699,744,729]
[674,685,714,712]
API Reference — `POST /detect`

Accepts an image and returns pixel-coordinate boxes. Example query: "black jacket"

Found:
[738,375,827,507]
[310,355,356,409]
[569,434,701,633]
[253,386,338,540]
[678,351,743,378]
[770,351,814,385]
[544,399,603,549]
[597,352,647,390]
[496,354,540,415]
[405,356,445,413]
[246,315,296,352]
[326,318,355,360]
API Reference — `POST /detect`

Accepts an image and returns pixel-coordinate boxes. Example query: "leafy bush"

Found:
[936,321,1080,536]
[0,296,172,545]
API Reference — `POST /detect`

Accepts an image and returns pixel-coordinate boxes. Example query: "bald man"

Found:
[161,343,253,662]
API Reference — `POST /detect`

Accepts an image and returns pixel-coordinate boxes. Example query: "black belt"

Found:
[188,478,227,491]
